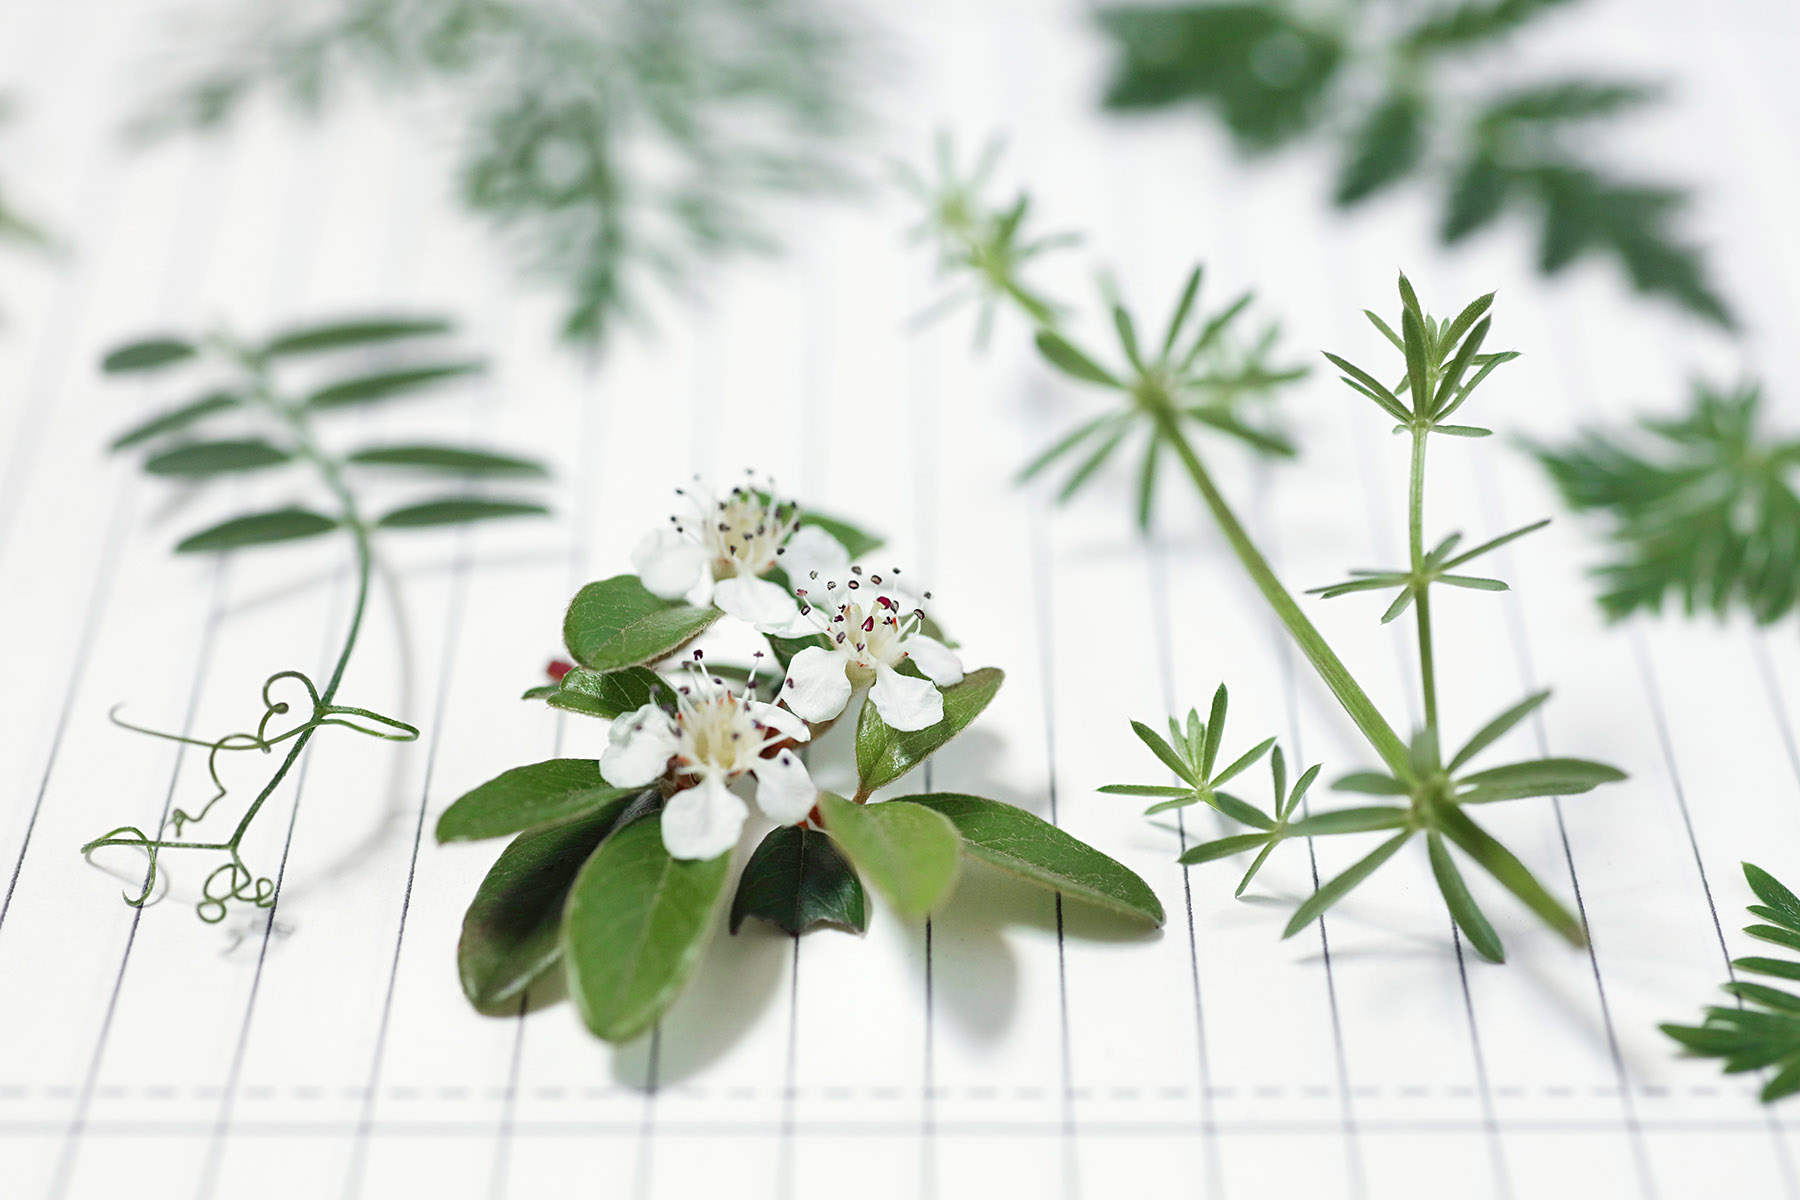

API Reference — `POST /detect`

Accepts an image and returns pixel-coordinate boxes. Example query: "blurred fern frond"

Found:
[140,0,869,345]
[1097,0,1731,328]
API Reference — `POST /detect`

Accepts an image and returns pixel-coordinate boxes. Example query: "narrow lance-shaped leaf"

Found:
[1447,691,1550,773]
[263,315,452,356]
[109,391,239,451]
[306,361,483,410]
[1436,806,1584,945]
[175,507,338,553]
[1035,329,1121,388]
[347,444,548,476]
[144,439,292,477]
[905,793,1164,926]
[376,497,549,529]
[562,814,731,1043]
[102,337,196,372]
[1283,831,1414,938]
[1427,830,1504,963]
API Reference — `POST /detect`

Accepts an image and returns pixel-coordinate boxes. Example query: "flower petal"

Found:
[903,633,963,687]
[747,700,810,743]
[870,663,943,732]
[713,573,802,633]
[781,646,852,723]
[660,774,747,860]
[779,523,851,584]
[631,528,709,600]
[751,750,817,825]
[599,703,680,787]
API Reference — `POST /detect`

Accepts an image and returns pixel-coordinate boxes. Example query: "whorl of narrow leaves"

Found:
[1664,864,1800,1103]
[1095,1,1731,327]
[1533,382,1800,625]
[138,0,867,345]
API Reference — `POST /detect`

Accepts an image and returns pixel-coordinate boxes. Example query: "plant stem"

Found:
[1408,428,1438,739]
[1153,409,1412,777]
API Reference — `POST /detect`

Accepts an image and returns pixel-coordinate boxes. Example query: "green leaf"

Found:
[1034,330,1121,388]
[729,825,868,936]
[1018,413,1123,483]
[1324,352,1410,422]
[347,444,548,476]
[1211,791,1277,831]
[1456,756,1625,801]
[545,666,664,720]
[457,801,631,1012]
[376,497,549,529]
[1448,691,1551,772]
[1282,831,1414,938]
[855,667,1004,796]
[1178,832,1269,866]
[816,793,961,920]
[1098,783,1196,798]
[263,316,452,356]
[305,361,482,409]
[1436,806,1583,945]
[1747,863,1800,934]
[1332,772,1409,796]
[1130,720,1198,786]
[144,438,293,477]
[102,337,196,372]
[436,759,642,842]
[906,793,1164,926]
[1284,806,1410,836]
[797,510,884,560]
[1334,93,1425,205]
[1212,736,1275,787]
[1400,305,1432,420]
[1427,830,1504,963]
[175,507,338,553]
[563,575,723,673]
[1739,957,1800,983]
[1725,981,1800,1015]
[1748,925,1800,955]
[562,814,731,1043]
[109,391,238,451]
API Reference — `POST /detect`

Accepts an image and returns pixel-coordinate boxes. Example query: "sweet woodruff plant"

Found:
[437,480,1163,1043]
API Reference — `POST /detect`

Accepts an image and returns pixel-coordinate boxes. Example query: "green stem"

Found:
[1154,409,1412,777]
[1408,429,1438,739]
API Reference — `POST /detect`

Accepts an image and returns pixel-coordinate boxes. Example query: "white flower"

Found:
[599,663,816,860]
[781,570,963,732]
[631,477,850,632]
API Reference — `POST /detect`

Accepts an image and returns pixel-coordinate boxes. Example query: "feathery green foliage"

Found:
[1096,1,1731,327]
[138,0,865,345]
[1664,864,1800,1103]
[1533,382,1800,625]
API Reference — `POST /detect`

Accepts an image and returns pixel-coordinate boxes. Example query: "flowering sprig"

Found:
[906,145,1624,958]
[83,317,549,921]
[438,478,1163,1042]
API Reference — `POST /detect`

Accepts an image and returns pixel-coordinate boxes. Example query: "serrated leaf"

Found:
[816,793,961,920]
[855,667,1004,796]
[144,438,292,477]
[457,801,632,1012]
[436,759,643,842]
[306,361,482,409]
[109,391,239,451]
[563,575,723,673]
[175,507,338,553]
[376,497,548,529]
[562,814,730,1043]
[102,337,196,372]
[263,316,452,356]
[906,793,1164,926]
[347,444,547,476]
[729,825,867,936]
[545,666,664,720]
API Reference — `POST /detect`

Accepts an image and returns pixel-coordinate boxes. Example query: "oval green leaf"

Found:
[263,316,452,357]
[816,792,961,920]
[436,759,642,843]
[109,391,239,451]
[545,666,664,719]
[102,337,196,373]
[855,667,1004,796]
[458,800,633,1012]
[346,444,548,476]
[144,438,292,477]
[904,793,1164,926]
[563,574,722,673]
[175,507,338,553]
[729,825,867,936]
[305,361,482,410]
[562,814,731,1043]
[376,497,548,529]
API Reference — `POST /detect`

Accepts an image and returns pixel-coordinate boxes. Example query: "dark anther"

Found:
[851,566,863,576]
[862,616,874,632]
[847,580,860,590]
